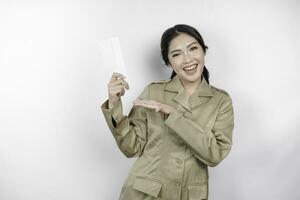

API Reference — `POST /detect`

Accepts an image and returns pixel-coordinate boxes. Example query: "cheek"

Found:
[195,57,205,68]
[170,62,181,73]
[199,65,204,73]
[168,57,181,70]
[196,53,205,62]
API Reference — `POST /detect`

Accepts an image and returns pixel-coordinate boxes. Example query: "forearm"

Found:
[165,98,234,167]
[101,99,148,158]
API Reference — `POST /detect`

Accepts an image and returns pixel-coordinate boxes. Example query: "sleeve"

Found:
[101,85,150,158]
[165,94,234,167]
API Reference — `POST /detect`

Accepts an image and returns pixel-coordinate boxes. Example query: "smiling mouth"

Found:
[183,64,197,71]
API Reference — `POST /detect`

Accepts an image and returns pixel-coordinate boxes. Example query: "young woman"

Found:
[101,24,234,200]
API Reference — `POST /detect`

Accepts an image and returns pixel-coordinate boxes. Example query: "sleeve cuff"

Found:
[165,110,180,127]
[101,99,123,125]
[165,110,206,134]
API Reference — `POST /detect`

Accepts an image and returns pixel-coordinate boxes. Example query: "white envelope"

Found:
[98,36,127,77]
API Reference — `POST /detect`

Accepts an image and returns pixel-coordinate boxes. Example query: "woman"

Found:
[101,24,234,200]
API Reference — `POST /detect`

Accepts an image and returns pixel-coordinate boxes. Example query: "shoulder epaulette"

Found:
[211,86,230,96]
[150,79,171,84]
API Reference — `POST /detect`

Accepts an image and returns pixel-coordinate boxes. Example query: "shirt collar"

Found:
[164,75,213,97]
[164,75,213,111]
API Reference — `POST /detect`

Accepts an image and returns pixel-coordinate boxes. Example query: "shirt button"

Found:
[175,182,181,186]
[176,159,183,164]
[183,111,192,119]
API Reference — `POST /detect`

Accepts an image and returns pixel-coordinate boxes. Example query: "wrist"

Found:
[108,98,120,109]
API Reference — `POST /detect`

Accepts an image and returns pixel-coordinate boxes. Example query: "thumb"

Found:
[155,105,161,112]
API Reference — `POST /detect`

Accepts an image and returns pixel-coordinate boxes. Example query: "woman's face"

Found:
[168,33,205,84]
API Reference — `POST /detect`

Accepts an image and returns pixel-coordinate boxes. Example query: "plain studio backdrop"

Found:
[1,0,300,199]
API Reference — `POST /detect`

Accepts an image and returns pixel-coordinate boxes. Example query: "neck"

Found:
[180,78,202,96]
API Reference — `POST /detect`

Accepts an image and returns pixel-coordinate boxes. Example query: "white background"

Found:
[1,0,300,199]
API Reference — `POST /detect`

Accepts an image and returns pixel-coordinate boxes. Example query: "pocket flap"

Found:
[132,176,162,198]
[188,185,208,200]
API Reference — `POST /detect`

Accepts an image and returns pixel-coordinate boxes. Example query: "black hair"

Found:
[160,24,210,84]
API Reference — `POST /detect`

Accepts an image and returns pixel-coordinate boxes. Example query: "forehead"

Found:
[169,33,198,50]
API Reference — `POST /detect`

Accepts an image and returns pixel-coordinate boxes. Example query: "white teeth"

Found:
[184,64,197,71]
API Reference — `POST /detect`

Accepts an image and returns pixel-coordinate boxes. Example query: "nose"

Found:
[183,52,192,63]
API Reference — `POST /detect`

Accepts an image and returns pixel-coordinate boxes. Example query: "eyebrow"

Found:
[169,41,198,54]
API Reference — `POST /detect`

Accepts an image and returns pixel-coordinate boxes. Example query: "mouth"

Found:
[183,64,198,72]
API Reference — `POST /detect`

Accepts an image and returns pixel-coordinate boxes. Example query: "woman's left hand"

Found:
[133,98,175,115]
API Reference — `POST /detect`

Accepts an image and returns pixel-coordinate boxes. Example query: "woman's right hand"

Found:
[107,72,129,109]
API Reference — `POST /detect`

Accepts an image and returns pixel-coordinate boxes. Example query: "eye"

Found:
[190,46,198,51]
[172,53,180,57]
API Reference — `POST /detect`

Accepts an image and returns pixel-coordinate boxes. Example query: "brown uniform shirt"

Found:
[101,75,234,200]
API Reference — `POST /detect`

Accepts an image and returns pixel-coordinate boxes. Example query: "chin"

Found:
[176,66,203,83]
[184,72,202,82]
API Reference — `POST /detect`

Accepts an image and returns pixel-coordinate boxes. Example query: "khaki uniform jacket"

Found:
[101,75,234,200]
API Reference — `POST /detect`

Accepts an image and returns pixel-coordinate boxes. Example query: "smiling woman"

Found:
[101,24,234,200]
[166,33,205,96]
